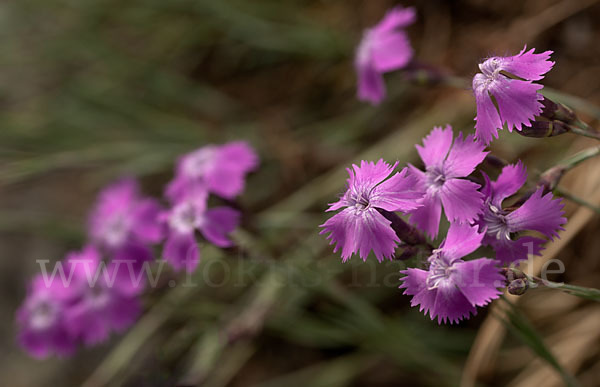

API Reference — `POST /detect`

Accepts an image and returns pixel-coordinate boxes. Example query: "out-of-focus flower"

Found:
[477,161,566,264]
[166,141,258,201]
[355,5,416,104]
[400,223,503,324]
[473,46,554,144]
[320,159,423,262]
[163,188,239,272]
[88,178,163,265]
[63,246,143,346]
[16,275,76,358]
[408,125,487,238]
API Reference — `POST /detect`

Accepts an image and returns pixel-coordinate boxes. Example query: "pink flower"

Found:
[320,160,423,262]
[400,223,504,324]
[163,188,239,272]
[166,141,258,201]
[63,246,143,346]
[478,161,566,263]
[88,178,164,266]
[16,275,76,358]
[355,5,416,104]
[473,46,554,144]
[409,126,487,238]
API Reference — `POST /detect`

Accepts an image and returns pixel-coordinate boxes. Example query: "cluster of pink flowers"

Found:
[323,6,567,324]
[321,126,566,324]
[16,141,258,358]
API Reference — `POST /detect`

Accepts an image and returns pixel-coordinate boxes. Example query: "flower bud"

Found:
[538,165,566,193]
[507,278,529,295]
[518,120,569,138]
[540,98,576,124]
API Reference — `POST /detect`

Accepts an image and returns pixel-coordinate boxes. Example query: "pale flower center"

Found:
[169,201,202,234]
[347,186,372,212]
[182,148,216,179]
[426,251,454,290]
[478,57,502,79]
[30,299,57,330]
[425,166,446,192]
[102,213,131,247]
[483,203,511,241]
[86,285,110,309]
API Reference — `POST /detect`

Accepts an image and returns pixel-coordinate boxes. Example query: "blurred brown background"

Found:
[1,0,599,386]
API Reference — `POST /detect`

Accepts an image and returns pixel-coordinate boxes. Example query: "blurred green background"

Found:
[2,0,600,386]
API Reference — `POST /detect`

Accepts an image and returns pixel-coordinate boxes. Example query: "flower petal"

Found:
[473,77,503,144]
[451,258,503,307]
[350,159,397,189]
[370,167,423,212]
[374,6,416,32]
[371,31,412,72]
[444,132,488,178]
[500,46,554,81]
[164,232,200,272]
[416,125,453,169]
[399,268,438,318]
[492,78,544,132]
[440,222,484,261]
[320,207,399,262]
[490,161,527,206]
[432,279,477,324]
[356,62,386,104]
[440,179,484,223]
[491,235,546,264]
[506,187,566,238]
[409,191,442,239]
[199,207,240,248]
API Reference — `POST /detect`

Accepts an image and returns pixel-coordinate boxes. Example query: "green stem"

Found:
[554,187,600,214]
[506,268,600,302]
[558,145,600,171]
[569,125,600,141]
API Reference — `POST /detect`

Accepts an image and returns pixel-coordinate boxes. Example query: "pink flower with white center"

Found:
[88,178,164,266]
[320,159,423,262]
[400,223,504,324]
[473,46,554,144]
[355,5,416,104]
[477,161,566,264]
[166,141,258,201]
[16,275,76,358]
[62,246,144,346]
[163,189,240,272]
[408,125,487,239]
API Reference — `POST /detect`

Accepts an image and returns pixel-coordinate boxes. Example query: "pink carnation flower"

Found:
[320,160,423,262]
[355,6,416,104]
[473,46,554,144]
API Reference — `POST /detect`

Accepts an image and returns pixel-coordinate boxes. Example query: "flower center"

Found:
[425,167,446,191]
[426,250,454,290]
[182,147,216,179]
[30,299,57,330]
[479,57,502,79]
[102,214,130,247]
[347,187,371,211]
[169,201,202,234]
[86,285,110,308]
[483,203,511,241]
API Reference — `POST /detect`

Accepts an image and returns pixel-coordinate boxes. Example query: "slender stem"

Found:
[569,125,600,141]
[504,268,600,302]
[559,145,600,170]
[554,187,600,214]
